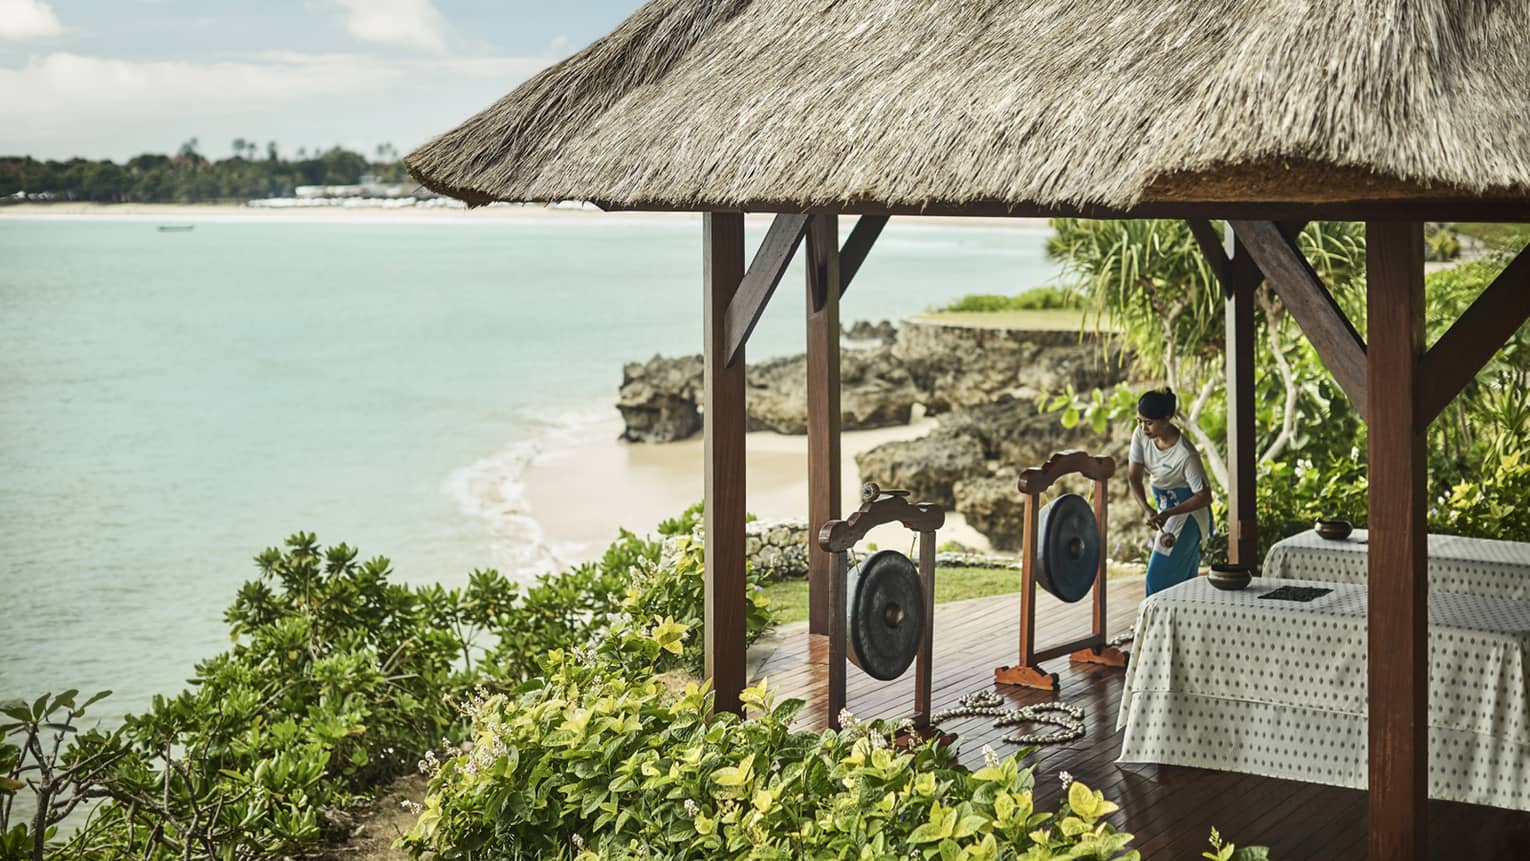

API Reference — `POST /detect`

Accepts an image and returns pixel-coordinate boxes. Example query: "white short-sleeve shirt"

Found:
[1130,427,1213,555]
[1129,427,1209,492]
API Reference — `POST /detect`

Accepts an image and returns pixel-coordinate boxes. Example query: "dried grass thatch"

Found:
[407,0,1530,212]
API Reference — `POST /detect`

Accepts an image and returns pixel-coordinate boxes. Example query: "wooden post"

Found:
[1365,221,1427,860]
[1090,475,1109,642]
[914,530,936,729]
[704,212,747,715]
[806,214,842,636]
[1224,227,1260,566]
[1018,492,1040,669]
[826,550,848,729]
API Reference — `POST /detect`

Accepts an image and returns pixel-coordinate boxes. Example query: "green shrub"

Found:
[400,646,1139,861]
[943,293,1019,313]
[942,287,1083,313]
[1431,451,1530,540]
[4,501,731,860]
[612,534,775,678]
[34,534,487,860]
[1424,225,1461,261]
[1011,286,1085,311]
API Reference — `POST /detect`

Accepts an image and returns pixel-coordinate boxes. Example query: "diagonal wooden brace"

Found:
[1186,220,1229,295]
[723,213,810,368]
[1418,246,1530,424]
[1229,220,1368,419]
[839,215,889,297]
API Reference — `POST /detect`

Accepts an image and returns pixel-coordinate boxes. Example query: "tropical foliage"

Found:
[1042,219,1530,553]
[0,502,762,861]
[941,287,1085,313]
[401,637,1142,861]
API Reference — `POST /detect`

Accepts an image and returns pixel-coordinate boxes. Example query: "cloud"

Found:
[0,0,63,40]
[0,51,553,159]
[333,0,450,53]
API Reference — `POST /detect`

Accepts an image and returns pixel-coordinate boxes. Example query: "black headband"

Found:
[1137,389,1176,420]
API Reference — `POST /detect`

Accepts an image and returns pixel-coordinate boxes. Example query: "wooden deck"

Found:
[750,577,1530,859]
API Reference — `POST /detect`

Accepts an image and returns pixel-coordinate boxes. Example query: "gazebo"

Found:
[406,1,1530,856]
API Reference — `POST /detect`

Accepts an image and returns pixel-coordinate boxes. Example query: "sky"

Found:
[0,0,645,161]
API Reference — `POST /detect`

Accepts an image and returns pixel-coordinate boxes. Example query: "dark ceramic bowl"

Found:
[1315,519,1353,540]
[1208,563,1252,591]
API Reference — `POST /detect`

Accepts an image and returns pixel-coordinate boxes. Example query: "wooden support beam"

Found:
[839,215,889,297]
[1229,220,1368,418]
[1224,227,1260,567]
[805,213,842,636]
[1365,221,1428,861]
[1186,220,1228,294]
[703,212,748,715]
[1418,246,1530,423]
[722,213,810,368]
[1276,220,1309,244]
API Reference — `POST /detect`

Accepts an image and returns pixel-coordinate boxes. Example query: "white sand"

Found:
[522,412,994,568]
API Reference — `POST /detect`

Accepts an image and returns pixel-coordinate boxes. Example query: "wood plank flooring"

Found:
[750,577,1530,858]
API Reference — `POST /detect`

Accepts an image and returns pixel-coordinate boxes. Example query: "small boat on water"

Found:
[156,225,195,232]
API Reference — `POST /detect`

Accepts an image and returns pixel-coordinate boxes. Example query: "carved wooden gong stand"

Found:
[817,483,944,737]
[994,450,1129,691]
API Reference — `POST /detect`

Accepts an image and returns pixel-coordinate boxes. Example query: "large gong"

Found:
[1035,493,1100,603]
[846,549,926,681]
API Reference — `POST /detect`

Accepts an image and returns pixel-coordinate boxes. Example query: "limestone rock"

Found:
[844,319,898,344]
[746,348,920,434]
[936,395,1117,467]
[616,354,704,442]
[854,433,986,508]
[893,319,1128,412]
[953,469,1027,551]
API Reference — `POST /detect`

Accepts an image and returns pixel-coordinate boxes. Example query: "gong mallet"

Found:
[817,483,944,737]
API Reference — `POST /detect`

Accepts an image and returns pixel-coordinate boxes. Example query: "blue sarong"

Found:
[1145,486,1202,596]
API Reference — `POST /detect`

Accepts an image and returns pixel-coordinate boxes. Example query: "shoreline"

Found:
[519,411,994,571]
[0,201,1051,232]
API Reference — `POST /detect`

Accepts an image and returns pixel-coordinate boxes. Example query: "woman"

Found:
[1127,387,1213,595]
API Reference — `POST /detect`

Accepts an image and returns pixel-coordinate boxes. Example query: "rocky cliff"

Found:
[617,317,1145,556]
[617,318,1125,442]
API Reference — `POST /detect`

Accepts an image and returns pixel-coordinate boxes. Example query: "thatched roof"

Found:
[407,0,1530,213]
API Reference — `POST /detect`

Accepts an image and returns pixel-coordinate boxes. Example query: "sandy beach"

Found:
[521,411,995,568]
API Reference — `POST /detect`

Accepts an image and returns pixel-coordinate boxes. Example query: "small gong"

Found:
[846,549,926,681]
[1035,493,1100,603]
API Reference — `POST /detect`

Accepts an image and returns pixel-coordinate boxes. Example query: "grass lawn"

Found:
[910,309,1108,331]
[762,562,1145,625]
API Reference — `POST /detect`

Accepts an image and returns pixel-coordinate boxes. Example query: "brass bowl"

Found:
[1315,519,1353,540]
[1208,563,1252,591]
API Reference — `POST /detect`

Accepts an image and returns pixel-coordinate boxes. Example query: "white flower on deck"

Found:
[982,745,999,769]
[1059,770,1074,790]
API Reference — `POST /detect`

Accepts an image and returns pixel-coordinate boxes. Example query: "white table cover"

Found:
[1264,529,1530,602]
[1117,577,1530,811]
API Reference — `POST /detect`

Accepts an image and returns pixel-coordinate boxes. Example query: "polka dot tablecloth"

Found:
[1116,577,1530,812]
[1264,529,1530,601]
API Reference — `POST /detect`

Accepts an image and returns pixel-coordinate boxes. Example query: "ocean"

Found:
[0,211,1060,721]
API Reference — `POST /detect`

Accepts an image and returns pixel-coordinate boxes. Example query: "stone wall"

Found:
[660,518,812,582]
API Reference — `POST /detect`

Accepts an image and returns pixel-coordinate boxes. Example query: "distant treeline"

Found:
[0,139,412,203]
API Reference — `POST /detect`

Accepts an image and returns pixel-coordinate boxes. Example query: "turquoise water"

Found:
[0,213,1059,720]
